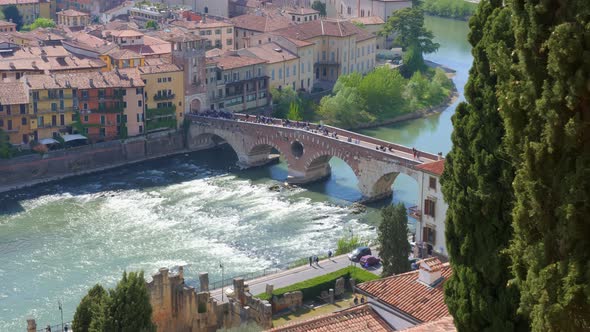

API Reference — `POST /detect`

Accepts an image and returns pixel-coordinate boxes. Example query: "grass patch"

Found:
[256,267,379,302]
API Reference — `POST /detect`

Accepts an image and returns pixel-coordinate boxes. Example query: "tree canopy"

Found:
[378,203,411,276]
[22,18,55,31]
[440,0,525,330]
[0,129,14,159]
[2,6,22,30]
[311,1,326,17]
[73,284,109,332]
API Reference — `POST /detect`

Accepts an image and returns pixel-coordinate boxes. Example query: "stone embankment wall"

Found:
[0,131,185,193]
[148,268,272,332]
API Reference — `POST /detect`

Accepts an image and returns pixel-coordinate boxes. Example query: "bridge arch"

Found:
[246,139,291,169]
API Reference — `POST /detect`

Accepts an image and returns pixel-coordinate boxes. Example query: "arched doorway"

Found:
[190,98,202,113]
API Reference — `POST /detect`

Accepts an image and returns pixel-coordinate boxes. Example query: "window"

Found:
[51,103,57,111]
[20,104,26,114]
[138,100,142,107]
[168,77,172,82]
[215,29,221,35]
[322,51,326,60]
[424,199,436,218]
[293,65,296,76]
[271,69,275,80]
[422,226,436,245]
[21,117,27,125]
[286,67,290,78]
[429,176,437,190]
[98,89,105,97]
[278,68,282,79]
[227,39,232,45]
[227,28,232,33]
[84,115,88,122]
[60,114,64,126]
[100,115,105,125]
[99,128,105,137]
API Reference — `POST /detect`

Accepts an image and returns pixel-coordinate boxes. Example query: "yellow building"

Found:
[57,9,90,28]
[23,74,76,141]
[0,0,53,25]
[0,81,35,145]
[101,48,145,71]
[130,64,185,132]
[171,19,235,51]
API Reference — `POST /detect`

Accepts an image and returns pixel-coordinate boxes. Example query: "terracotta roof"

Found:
[357,263,452,323]
[268,304,393,332]
[0,20,16,27]
[239,42,297,63]
[285,7,319,15]
[24,70,144,90]
[401,316,456,332]
[149,28,201,43]
[415,159,445,176]
[121,36,171,57]
[273,19,374,42]
[231,13,293,33]
[170,19,233,30]
[0,81,28,105]
[205,48,223,58]
[135,63,181,74]
[351,16,385,25]
[108,48,142,60]
[109,30,144,38]
[58,9,90,17]
[212,52,266,70]
[0,46,106,72]
[420,257,444,272]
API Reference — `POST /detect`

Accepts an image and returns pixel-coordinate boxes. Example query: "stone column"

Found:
[265,284,274,297]
[199,272,209,292]
[328,289,335,304]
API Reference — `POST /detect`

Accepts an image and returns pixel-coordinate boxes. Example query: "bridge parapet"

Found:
[186,114,442,202]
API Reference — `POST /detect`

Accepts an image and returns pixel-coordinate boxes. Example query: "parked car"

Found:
[348,246,372,262]
[359,255,380,268]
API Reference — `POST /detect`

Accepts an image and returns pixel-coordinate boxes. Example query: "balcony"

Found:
[33,94,75,101]
[146,105,176,119]
[314,60,341,67]
[408,206,422,220]
[153,93,176,101]
[79,95,124,102]
[37,107,76,114]
[3,126,20,133]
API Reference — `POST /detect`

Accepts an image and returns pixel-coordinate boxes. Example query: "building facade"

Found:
[56,9,90,28]
[170,19,235,51]
[0,0,53,25]
[0,81,33,145]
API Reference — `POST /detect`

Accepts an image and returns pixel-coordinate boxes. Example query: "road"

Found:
[209,252,382,302]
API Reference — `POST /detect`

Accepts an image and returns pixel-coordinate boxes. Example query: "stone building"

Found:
[57,9,90,28]
[0,0,53,25]
[0,19,16,32]
[147,267,272,332]
[170,17,235,51]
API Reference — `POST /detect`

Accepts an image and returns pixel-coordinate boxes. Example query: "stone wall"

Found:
[147,268,272,332]
[0,131,186,193]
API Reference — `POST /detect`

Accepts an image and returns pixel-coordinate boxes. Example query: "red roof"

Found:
[268,304,393,332]
[357,263,452,323]
[401,316,456,332]
[416,159,445,176]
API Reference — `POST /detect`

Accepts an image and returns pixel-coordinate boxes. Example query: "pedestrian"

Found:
[46,325,51,332]
[309,256,313,266]
[315,256,320,266]
[64,324,69,332]
[353,296,358,305]
[417,151,421,159]
[328,250,332,259]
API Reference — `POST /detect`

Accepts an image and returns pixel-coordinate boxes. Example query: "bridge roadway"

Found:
[185,113,442,202]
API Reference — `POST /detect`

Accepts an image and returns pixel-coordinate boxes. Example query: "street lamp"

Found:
[220,263,225,302]
[58,300,64,332]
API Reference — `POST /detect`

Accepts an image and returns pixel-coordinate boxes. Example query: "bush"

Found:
[422,0,477,19]
[336,235,369,255]
[256,267,379,301]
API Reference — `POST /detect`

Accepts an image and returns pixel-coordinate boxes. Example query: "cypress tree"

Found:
[72,284,109,332]
[104,271,155,332]
[500,0,590,330]
[378,203,411,276]
[440,0,524,330]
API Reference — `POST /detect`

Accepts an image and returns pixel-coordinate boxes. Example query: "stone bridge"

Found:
[186,114,441,202]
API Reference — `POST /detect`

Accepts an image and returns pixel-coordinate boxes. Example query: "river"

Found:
[0,16,471,330]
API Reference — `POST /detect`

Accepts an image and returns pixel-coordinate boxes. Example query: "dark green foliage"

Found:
[256,267,378,301]
[440,0,525,330]
[382,5,439,76]
[73,284,109,332]
[2,6,22,30]
[270,87,298,118]
[421,0,477,19]
[311,0,326,17]
[104,271,155,332]
[500,0,590,330]
[145,20,158,29]
[378,204,411,277]
[0,129,14,159]
[21,17,55,31]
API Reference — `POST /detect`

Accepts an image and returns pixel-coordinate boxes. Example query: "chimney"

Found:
[130,78,134,86]
[89,78,94,87]
[417,258,443,287]
[437,152,443,160]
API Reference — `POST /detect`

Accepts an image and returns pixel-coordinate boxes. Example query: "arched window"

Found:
[204,6,208,14]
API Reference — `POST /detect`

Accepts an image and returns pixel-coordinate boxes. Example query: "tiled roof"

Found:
[285,7,319,15]
[108,48,142,59]
[58,9,90,16]
[273,19,374,42]
[416,159,445,176]
[0,46,106,72]
[400,316,456,332]
[109,29,144,38]
[0,20,16,27]
[351,16,385,25]
[170,19,233,30]
[0,81,28,105]
[357,263,452,323]
[24,70,144,90]
[121,36,171,57]
[212,52,266,70]
[267,304,393,332]
[231,13,293,33]
[239,42,297,63]
[420,257,444,272]
[0,0,39,5]
[135,63,181,74]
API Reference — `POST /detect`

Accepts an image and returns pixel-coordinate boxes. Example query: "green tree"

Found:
[357,66,406,118]
[145,20,158,29]
[311,0,326,17]
[318,85,374,128]
[440,1,524,330]
[104,271,155,332]
[0,129,14,159]
[499,0,590,330]
[2,5,22,30]
[73,284,109,332]
[22,17,55,30]
[270,87,298,118]
[286,101,302,121]
[378,203,411,276]
[382,5,439,76]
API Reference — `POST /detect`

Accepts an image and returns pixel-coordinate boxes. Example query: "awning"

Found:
[39,138,59,145]
[62,134,87,142]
